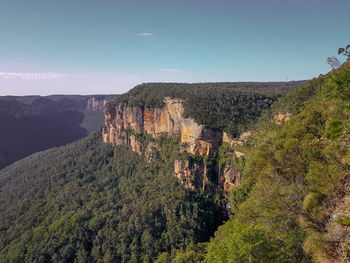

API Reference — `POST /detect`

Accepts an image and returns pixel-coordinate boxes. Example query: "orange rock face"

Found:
[222,132,243,146]
[272,112,292,125]
[143,109,155,135]
[180,118,203,152]
[192,140,212,156]
[219,165,242,191]
[103,97,222,157]
[102,96,245,191]
[143,98,184,137]
[129,135,142,155]
[173,159,209,190]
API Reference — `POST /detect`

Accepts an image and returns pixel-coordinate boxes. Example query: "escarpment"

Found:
[103,97,247,191]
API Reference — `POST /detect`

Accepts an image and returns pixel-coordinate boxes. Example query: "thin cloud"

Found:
[138,32,153,37]
[160,68,189,73]
[0,72,65,80]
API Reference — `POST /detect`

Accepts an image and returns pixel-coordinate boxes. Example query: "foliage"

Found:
[0,131,225,262]
[323,63,350,102]
[302,192,321,211]
[108,81,305,137]
[255,76,324,129]
[326,120,343,139]
[206,220,295,263]
[205,62,350,262]
[228,179,253,213]
[155,243,207,263]
[334,216,350,226]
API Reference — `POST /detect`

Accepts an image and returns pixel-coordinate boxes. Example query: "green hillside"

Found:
[179,62,350,263]
[0,131,226,262]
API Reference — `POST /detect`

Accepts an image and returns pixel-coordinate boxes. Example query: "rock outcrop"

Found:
[223,132,243,146]
[219,165,242,191]
[272,112,292,125]
[174,159,208,190]
[102,97,223,156]
[103,97,245,191]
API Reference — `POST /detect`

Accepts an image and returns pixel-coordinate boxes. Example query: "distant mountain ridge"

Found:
[0,95,114,115]
[0,94,116,170]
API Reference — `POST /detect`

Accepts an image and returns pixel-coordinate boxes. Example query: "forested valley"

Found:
[1,61,349,262]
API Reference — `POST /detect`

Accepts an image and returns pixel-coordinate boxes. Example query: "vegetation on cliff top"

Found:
[108,81,306,137]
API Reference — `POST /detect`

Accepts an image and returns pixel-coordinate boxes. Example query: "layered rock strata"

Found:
[102,97,244,191]
[103,97,223,156]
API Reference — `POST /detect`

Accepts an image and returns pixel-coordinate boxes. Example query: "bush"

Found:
[326,120,343,139]
[334,216,350,226]
[303,192,321,211]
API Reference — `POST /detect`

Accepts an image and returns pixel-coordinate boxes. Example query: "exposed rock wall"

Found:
[174,159,207,190]
[103,97,245,191]
[223,132,243,146]
[219,166,242,191]
[102,97,223,157]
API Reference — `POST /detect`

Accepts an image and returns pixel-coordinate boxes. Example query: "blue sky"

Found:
[0,0,349,95]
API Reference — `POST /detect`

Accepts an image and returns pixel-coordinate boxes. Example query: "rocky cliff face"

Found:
[219,165,242,191]
[102,97,224,155]
[102,97,245,191]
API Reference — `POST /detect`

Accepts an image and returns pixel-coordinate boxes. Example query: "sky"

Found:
[0,0,349,96]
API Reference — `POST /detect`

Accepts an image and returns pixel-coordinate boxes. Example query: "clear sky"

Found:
[0,0,349,96]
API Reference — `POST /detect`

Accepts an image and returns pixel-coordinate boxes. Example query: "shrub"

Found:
[303,192,321,211]
[326,120,343,139]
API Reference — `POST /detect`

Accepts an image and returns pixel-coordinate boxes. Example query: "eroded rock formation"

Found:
[272,112,292,125]
[102,97,244,191]
[174,159,207,190]
[219,166,242,191]
[102,97,223,156]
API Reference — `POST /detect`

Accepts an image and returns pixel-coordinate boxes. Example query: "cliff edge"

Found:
[102,97,245,191]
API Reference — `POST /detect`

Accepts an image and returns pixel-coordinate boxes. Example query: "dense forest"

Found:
[0,131,226,262]
[109,81,306,137]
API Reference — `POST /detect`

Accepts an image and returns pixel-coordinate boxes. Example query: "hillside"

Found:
[184,62,350,263]
[0,131,226,262]
[0,81,304,262]
[0,95,115,170]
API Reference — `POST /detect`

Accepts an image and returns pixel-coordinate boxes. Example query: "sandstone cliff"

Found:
[102,97,245,191]
[103,97,224,155]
